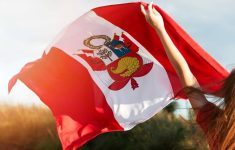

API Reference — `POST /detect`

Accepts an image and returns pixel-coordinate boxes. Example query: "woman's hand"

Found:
[141,2,208,111]
[141,2,165,33]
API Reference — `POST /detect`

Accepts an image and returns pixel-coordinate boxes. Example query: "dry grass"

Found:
[0,103,208,150]
[0,104,61,150]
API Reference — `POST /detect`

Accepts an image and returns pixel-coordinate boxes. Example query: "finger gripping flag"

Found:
[9,2,228,150]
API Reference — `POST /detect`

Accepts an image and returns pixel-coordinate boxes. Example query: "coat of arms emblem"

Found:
[75,33,153,91]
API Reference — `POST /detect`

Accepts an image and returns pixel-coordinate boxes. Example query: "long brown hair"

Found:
[177,69,235,149]
[213,68,235,150]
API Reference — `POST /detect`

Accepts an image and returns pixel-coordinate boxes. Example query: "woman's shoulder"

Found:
[196,102,220,123]
[195,101,222,135]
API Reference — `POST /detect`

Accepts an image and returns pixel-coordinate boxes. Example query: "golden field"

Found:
[0,102,208,150]
[0,104,61,150]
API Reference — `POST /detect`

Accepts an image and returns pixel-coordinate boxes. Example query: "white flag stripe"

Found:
[52,11,173,130]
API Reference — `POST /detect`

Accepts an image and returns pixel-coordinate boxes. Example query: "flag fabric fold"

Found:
[9,2,228,150]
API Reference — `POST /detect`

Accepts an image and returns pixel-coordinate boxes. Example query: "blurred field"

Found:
[0,104,61,150]
[0,102,208,150]
[81,106,209,150]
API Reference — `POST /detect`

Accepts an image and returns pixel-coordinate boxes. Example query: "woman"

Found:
[141,2,235,150]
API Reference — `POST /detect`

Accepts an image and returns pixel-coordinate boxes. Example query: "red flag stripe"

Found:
[15,47,123,149]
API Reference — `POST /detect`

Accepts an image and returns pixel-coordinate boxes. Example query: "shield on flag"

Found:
[75,32,154,90]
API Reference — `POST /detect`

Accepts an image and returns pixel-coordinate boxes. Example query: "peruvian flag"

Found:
[9,2,228,150]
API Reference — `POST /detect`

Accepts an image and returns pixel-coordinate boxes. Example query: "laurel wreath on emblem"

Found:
[83,35,111,49]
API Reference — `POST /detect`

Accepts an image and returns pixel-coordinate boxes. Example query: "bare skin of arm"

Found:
[141,2,208,113]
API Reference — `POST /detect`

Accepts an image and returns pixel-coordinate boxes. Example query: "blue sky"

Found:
[0,0,234,106]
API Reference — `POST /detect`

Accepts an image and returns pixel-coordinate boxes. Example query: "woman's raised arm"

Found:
[141,2,208,111]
